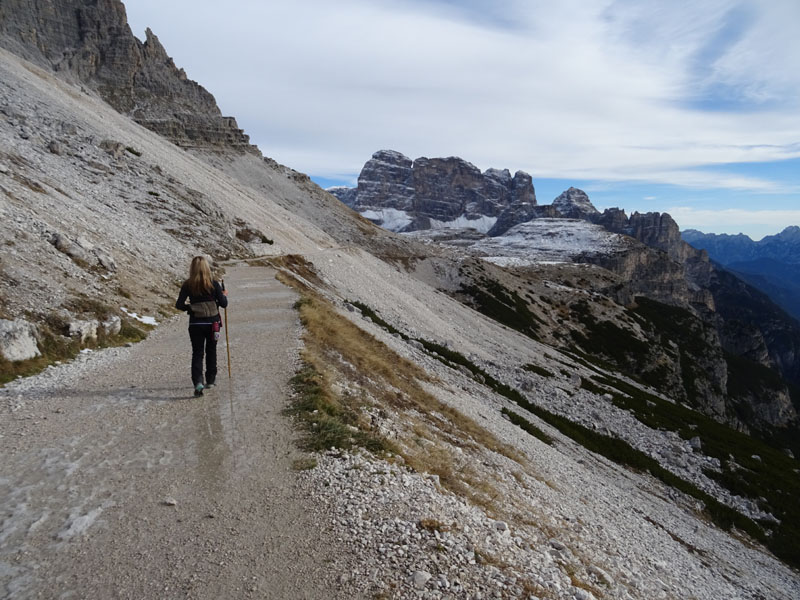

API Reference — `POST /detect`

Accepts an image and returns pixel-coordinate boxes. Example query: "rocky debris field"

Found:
[294,248,800,599]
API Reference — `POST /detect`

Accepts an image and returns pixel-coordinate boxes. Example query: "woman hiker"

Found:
[175,256,228,397]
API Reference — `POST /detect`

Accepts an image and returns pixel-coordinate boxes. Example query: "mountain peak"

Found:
[330,151,537,236]
[552,187,599,219]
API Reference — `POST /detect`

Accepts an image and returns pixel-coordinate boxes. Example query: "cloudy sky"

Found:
[125,0,800,239]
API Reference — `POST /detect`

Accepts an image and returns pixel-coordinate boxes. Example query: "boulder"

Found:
[99,139,125,159]
[0,319,41,361]
[101,315,122,336]
[68,320,99,343]
[50,232,91,264]
[94,248,117,272]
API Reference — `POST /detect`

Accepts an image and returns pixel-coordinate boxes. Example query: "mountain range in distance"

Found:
[331,148,800,327]
[683,227,800,322]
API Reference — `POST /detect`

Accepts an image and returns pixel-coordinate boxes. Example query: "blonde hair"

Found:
[186,256,214,296]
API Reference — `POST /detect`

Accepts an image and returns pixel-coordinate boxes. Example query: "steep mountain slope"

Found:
[684,227,800,322]
[1,2,800,596]
[727,258,800,321]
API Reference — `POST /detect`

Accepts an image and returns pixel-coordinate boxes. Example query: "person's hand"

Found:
[222,289,228,296]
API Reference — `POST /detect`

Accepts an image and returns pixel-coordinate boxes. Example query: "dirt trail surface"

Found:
[0,265,350,600]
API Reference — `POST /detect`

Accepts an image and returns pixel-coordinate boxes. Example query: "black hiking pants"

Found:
[188,324,217,386]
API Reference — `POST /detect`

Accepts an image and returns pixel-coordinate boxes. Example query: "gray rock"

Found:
[552,187,599,220]
[99,139,125,159]
[0,3,258,153]
[50,232,91,264]
[48,140,64,155]
[411,570,432,589]
[68,320,98,343]
[94,248,117,272]
[101,315,121,337]
[330,150,537,235]
[0,318,41,361]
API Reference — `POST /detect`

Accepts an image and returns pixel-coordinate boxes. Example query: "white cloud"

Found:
[123,0,800,198]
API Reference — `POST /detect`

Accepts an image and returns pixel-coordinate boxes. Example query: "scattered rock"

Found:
[68,320,98,343]
[50,232,91,264]
[101,315,122,336]
[99,139,125,159]
[411,570,432,589]
[0,318,41,361]
[48,140,64,155]
[163,497,178,506]
[94,248,117,272]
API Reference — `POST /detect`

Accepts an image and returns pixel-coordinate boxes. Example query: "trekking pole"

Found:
[222,279,232,378]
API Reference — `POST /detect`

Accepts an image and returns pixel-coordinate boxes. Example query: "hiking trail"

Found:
[0,265,351,599]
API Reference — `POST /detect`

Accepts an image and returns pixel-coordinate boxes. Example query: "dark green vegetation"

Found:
[125,146,142,157]
[589,371,800,568]
[523,363,554,378]
[569,298,678,392]
[459,278,542,340]
[286,362,389,454]
[501,408,553,445]
[350,300,406,338]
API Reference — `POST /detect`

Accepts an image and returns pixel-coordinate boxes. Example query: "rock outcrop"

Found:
[329,150,537,236]
[0,0,257,153]
[0,319,40,361]
[551,187,599,220]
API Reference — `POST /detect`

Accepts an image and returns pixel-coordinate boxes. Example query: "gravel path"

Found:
[0,265,350,600]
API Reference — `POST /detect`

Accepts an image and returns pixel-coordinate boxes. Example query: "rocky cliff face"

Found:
[329,150,537,236]
[0,0,256,153]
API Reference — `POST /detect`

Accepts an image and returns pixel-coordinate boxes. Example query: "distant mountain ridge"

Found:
[683,226,800,265]
[683,227,800,321]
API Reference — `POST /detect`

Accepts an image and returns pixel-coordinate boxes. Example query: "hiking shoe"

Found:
[194,383,204,397]
[205,381,216,389]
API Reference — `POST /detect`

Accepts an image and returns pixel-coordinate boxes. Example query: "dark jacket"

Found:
[175,280,228,325]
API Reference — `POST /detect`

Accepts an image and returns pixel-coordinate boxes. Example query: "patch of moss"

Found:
[286,362,389,454]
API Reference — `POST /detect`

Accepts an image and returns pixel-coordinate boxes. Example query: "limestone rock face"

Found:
[329,150,537,235]
[552,187,599,220]
[0,0,257,153]
[0,319,40,361]
[355,150,415,212]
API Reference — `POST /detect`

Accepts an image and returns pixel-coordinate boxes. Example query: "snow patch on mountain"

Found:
[430,214,498,233]
[474,219,625,262]
[360,208,414,231]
